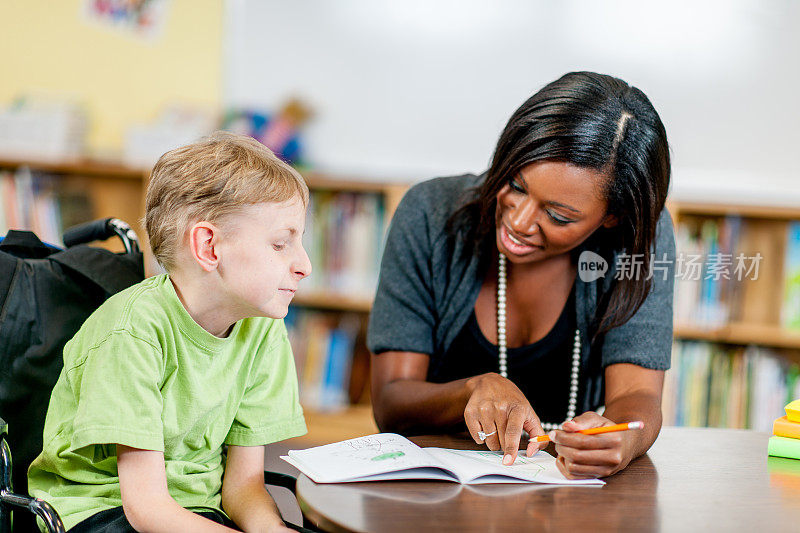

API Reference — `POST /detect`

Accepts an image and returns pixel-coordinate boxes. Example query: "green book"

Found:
[768,436,800,460]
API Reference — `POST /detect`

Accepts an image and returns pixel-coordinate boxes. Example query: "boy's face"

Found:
[216,198,311,320]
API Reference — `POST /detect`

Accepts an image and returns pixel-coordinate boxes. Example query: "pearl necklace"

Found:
[497,252,580,431]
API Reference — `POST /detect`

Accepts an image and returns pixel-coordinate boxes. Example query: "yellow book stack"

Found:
[769,400,800,459]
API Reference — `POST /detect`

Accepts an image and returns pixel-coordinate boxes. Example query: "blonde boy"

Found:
[28,132,311,532]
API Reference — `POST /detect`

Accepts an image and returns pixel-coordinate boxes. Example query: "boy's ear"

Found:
[188,221,220,272]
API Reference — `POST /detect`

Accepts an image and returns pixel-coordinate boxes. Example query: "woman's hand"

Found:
[550,412,635,479]
[464,373,547,464]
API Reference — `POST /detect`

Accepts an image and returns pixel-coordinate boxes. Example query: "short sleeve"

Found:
[601,210,676,370]
[367,184,437,355]
[225,323,307,446]
[69,331,165,452]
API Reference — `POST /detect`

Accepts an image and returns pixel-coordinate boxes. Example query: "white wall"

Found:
[225,0,800,203]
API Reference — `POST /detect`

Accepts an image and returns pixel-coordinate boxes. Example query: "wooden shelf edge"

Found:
[674,323,800,350]
[0,157,148,180]
[302,171,410,194]
[0,158,417,191]
[667,199,800,220]
[292,291,373,313]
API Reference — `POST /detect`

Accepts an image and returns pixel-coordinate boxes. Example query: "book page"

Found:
[284,433,458,483]
[425,448,605,485]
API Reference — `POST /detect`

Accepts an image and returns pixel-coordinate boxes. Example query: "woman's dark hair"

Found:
[448,71,671,336]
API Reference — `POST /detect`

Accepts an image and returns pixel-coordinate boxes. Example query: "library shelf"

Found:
[667,199,800,221]
[667,198,800,430]
[0,157,147,181]
[0,157,150,259]
[12,156,799,435]
[302,172,409,216]
[669,198,800,349]
[674,323,800,351]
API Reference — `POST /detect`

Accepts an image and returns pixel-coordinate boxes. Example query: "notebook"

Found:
[281,433,604,485]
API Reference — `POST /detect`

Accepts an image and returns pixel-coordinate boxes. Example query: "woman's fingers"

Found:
[465,402,501,449]
[551,431,620,450]
[474,398,503,451]
[550,412,621,450]
[465,413,485,445]
[495,409,509,454]
[556,456,610,480]
[522,414,546,457]
[463,374,538,455]
[480,412,501,451]
[555,444,623,467]
[562,411,609,431]
[552,411,630,479]
[501,405,529,464]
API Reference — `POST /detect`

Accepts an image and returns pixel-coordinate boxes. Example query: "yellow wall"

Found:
[0,0,223,156]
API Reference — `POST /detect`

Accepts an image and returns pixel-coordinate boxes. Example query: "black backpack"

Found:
[0,219,144,530]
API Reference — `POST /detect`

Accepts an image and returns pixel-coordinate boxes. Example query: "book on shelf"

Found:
[302,190,385,298]
[663,341,800,431]
[281,433,604,485]
[0,167,91,244]
[286,308,360,411]
[674,215,744,328]
[783,221,800,331]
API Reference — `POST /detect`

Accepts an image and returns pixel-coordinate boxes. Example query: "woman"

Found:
[367,72,674,479]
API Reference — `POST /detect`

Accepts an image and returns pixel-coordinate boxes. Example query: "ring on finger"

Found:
[477,430,497,442]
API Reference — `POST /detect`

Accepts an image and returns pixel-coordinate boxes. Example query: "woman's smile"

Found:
[499,222,543,256]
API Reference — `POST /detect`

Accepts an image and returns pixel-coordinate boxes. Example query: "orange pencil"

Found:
[530,421,644,443]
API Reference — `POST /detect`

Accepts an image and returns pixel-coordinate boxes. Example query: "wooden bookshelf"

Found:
[293,291,374,313]
[18,160,800,434]
[303,172,409,217]
[0,157,147,181]
[667,199,800,221]
[669,199,800,349]
[666,198,800,429]
[288,176,409,416]
[0,158,150,261]
[674,323,800,350]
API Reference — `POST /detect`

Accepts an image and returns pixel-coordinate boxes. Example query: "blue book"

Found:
[320,326,355,409]
[783,222,800,330]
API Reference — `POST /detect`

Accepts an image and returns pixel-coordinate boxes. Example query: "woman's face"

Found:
[495,160,617,264]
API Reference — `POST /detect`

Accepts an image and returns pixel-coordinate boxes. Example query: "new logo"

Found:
[578,251,608,282]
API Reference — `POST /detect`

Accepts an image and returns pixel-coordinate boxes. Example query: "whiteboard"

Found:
[225,0,800,202]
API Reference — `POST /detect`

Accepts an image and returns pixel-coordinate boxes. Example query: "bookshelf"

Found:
[0,157,149,254]
[666,199,800,431]
[287,177,409,419]
[10,157,797,437]
[667,199,800,352]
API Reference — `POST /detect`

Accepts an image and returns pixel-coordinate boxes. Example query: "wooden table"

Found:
[294,427,800,532]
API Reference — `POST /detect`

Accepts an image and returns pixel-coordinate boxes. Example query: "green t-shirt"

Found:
[27,274,307,530]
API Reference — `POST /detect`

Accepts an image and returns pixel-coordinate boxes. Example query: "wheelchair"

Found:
[0,219,317,532]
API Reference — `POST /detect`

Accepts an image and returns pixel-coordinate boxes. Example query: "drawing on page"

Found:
[345,436,384,452]
[371,451,406,461]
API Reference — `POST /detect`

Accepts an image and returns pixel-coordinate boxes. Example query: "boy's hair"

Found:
[145,131,309,272]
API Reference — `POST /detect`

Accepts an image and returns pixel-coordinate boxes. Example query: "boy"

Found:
[28,132,311,532]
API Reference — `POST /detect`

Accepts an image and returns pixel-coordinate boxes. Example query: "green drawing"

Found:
[371,451,405,461]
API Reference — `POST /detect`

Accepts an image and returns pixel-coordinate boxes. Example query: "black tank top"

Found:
[429,286,578,425]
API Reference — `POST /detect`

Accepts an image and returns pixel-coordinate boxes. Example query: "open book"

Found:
[281,433,604,485]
